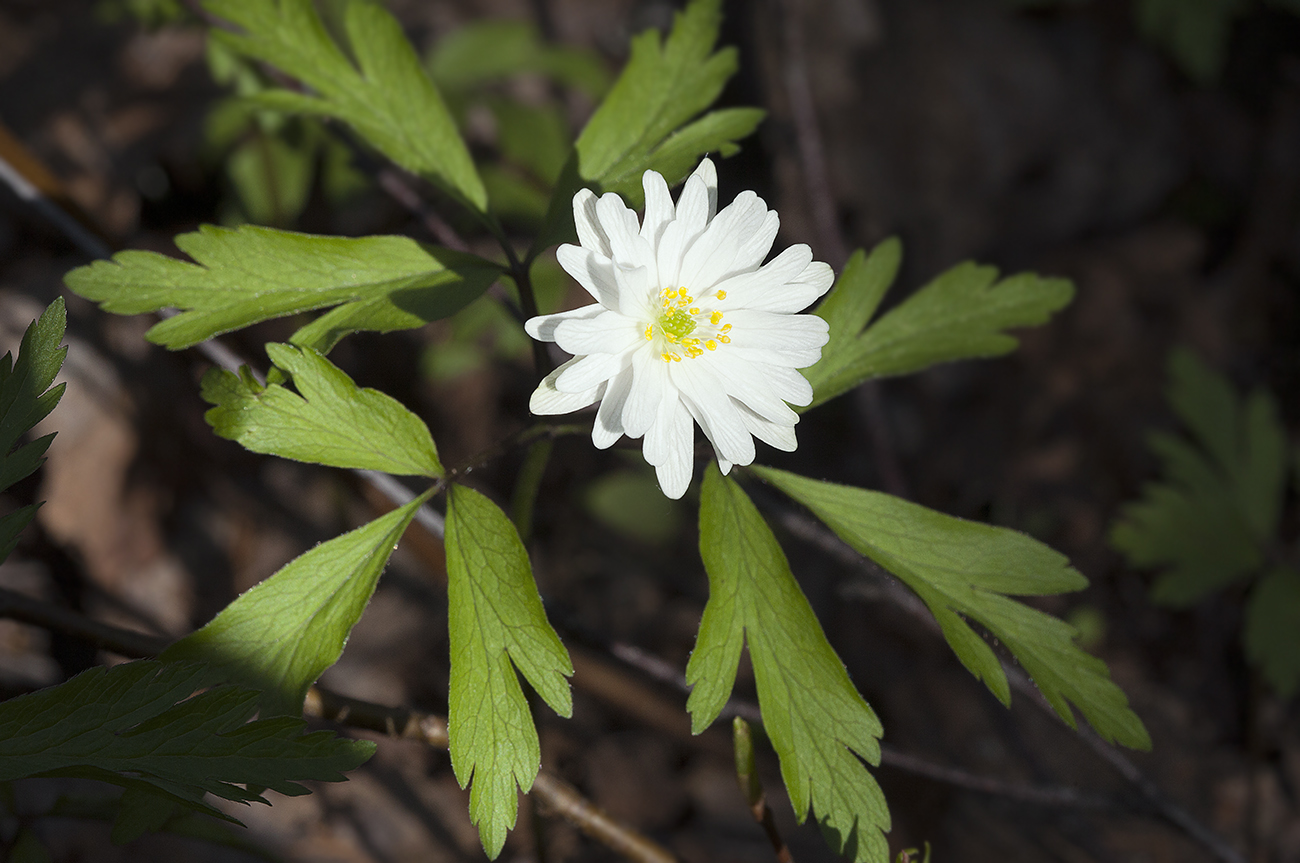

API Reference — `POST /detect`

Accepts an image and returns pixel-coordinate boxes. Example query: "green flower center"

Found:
[657,308,697,340]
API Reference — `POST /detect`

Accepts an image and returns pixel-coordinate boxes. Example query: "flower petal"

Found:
[677,191,770,290]
[525,302,605,341]
[641,170,675,247]
[712,245,825,313]
[555,351,628,392]
[593,364,634,449]
[573,188,612,258]
[729,210,780,276]
[554,309,643,356]
[622,346,667,438]
[612,262,653,318]
[644,392,693,499]
[672,361,755,466]
[758,363,815,406]
[703,351,799,425]
[735,401,798,451]
[557,244,620,308]
[531,359,603,414]
[690,157,718,223]
[597,192,657,280]
[722,310,830,368]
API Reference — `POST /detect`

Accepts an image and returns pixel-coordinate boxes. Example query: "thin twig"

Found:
[375,167,470,252]
[610,637,1119,812]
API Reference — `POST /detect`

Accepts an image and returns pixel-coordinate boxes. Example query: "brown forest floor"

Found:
[1,0,1298,861]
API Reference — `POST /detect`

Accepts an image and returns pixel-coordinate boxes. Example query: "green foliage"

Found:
[163,496,429,716]
[1136,0,1246,83]
[573,0,763,204]
[202,343,442,477]
[0,299,67,561]
[804,239,1075,409]
[532,0,764,254]
[688,466,889,863]
[428,18,609,98]
[1111,349,1297,695]
[445,484,573,858]
[1244,567,1300,696]
[1111,349,1286,604]
[205,0,487,212]
[0,660,373,828]
[64,224,501,350]
[752,466,1151,750]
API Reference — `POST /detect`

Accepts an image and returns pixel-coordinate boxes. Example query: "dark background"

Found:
[0,0,1297,860]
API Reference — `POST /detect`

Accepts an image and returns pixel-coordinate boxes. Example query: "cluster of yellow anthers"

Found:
[645,286,734,363]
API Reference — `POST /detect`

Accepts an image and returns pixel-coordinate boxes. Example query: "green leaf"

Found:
[0,298,67,560]
[1244,566,1300,698]
[1136,0,1245,83]
[752,466,1151,751]
[574,0,760,206]
[201,343,442,477]
[163,496,428,716]
[687,466,889,863]
[1110,349,1286,605]
[445,484,573,858]
[64,224,502,350]
[0,660,373,823]
[205,0,486,211]
[804,243,1074,408]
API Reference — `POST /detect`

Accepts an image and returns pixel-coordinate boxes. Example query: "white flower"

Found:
[525,158,834,499]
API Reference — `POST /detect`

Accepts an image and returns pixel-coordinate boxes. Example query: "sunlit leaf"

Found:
[753,466,1150,750]
[445,484,572,858]
[65,225,501,350]
[202,343,442,477]
[688,466,889,863]
[163,497,428,716]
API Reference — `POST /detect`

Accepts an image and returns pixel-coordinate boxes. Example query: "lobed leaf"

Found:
[163,496,428,716]
[65,225,501,351]
[688,466,890,863]
[753,466,1151,750]
[205,0,486,210]
[445,484,573,858]
[0,298,67,559]
[0,660,373,824]
[803,239,1073,409]
[202,343,442,477]
[532,0,763,254]
[1110,349,1287,605]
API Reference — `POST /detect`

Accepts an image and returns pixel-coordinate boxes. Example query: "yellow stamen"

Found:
[689,307,700,315]
[706,340,718,350]
[710,311,723,325]
[715,290,727,300]
[644,325,653,341]
[719,335,731,344]
[686,346,704,358]
[661,352,673,363]
[721,324,732,333]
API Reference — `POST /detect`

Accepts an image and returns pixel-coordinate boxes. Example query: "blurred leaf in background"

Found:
[1111,349,1298,695]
